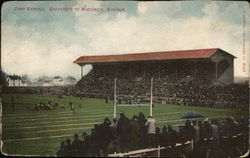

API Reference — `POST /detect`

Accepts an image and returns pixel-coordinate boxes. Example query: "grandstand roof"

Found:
[74,48,235,64]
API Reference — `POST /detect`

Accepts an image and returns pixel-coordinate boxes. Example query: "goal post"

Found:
[113,77,153,118]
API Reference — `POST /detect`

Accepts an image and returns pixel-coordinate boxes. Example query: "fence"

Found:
[108,140,193,157]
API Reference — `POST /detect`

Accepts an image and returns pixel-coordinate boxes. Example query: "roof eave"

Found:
[75,57,212,65]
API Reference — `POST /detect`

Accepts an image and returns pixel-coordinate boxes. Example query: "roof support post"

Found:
[115,64,118,78]
[81,65,83,79]
[93,65,96,79]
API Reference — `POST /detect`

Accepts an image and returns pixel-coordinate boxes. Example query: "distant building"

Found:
[53,76,64,86]
[42,80,53,86]
[6,75,27,86]
[42,76,65,86]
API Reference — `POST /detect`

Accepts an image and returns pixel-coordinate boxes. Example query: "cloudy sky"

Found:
[1,1,249,80]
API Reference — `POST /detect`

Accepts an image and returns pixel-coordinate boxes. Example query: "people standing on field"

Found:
[69,102,74,112]
[47,101,52,110]
[105,96,109,104]
[60,104,65,110]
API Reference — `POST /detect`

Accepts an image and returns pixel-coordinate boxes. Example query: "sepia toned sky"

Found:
[1,1,249,80]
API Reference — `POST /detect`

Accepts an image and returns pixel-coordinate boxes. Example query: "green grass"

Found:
[1,94,248,156]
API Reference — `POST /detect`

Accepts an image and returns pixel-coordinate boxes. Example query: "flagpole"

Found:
[114,78,117,118]
[150,77,153,116]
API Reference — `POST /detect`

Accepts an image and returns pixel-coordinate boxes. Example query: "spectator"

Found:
[56,141,66,157]
[64,139,72,156]
[155,127,164,146]
[71,134,81,156]
[56,114,248,157]
[198,120,204,141]
[78,132,88,156]
[203,119,212,139]
[110,118,118,137]
[211,120,219,141]
[145,116,156,147]
[166,125,178,147]
[129,115,140,150]
[89,127,99,156]
[99,118,113,155]
[117,111,130,152]
[192,120,200,143]
[182,120,195,141]
[137,112,147,148]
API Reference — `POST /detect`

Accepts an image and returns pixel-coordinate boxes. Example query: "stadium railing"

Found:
[108,140,193,157]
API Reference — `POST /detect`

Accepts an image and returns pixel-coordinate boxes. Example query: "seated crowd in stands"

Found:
[75,75,249,109]
[56,112,249,157]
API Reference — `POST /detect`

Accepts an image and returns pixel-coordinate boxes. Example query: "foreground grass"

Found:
[1,94,248,156]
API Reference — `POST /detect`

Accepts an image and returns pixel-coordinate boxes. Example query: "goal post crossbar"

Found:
[116,103,150,107]
[113,77,153,118]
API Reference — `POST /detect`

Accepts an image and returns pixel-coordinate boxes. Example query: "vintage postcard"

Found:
[1,0,249,157]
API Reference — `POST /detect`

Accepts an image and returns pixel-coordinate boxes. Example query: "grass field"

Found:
[1,94,248,156]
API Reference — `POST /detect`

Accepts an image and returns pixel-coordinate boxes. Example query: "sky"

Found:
[1,1,250,80]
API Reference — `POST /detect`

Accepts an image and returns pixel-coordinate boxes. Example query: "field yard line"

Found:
[3,134,72,142]
[156,118,200,124]
[4,113,75,119]
[4,112,178,127]
[32,126,94,134]
[7,126,95,136]
[3,126,93,142]
[3,109,111,118]
[5,121,101,130]
[3,117,104,126]
[3,111,72,117]
[3,114,112,123]
[156,116,225,124]
[4,113,178,126]
[155,115,180,120]
[4,111,112,119]
[154,112,181,116]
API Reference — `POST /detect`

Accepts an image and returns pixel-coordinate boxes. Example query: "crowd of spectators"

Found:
[2,86,75,96]
[3,70,249,109]
[56,112,249,157]
[75,74,249,109]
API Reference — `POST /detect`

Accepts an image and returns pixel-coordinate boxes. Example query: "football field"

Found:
[1,94,247,156]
